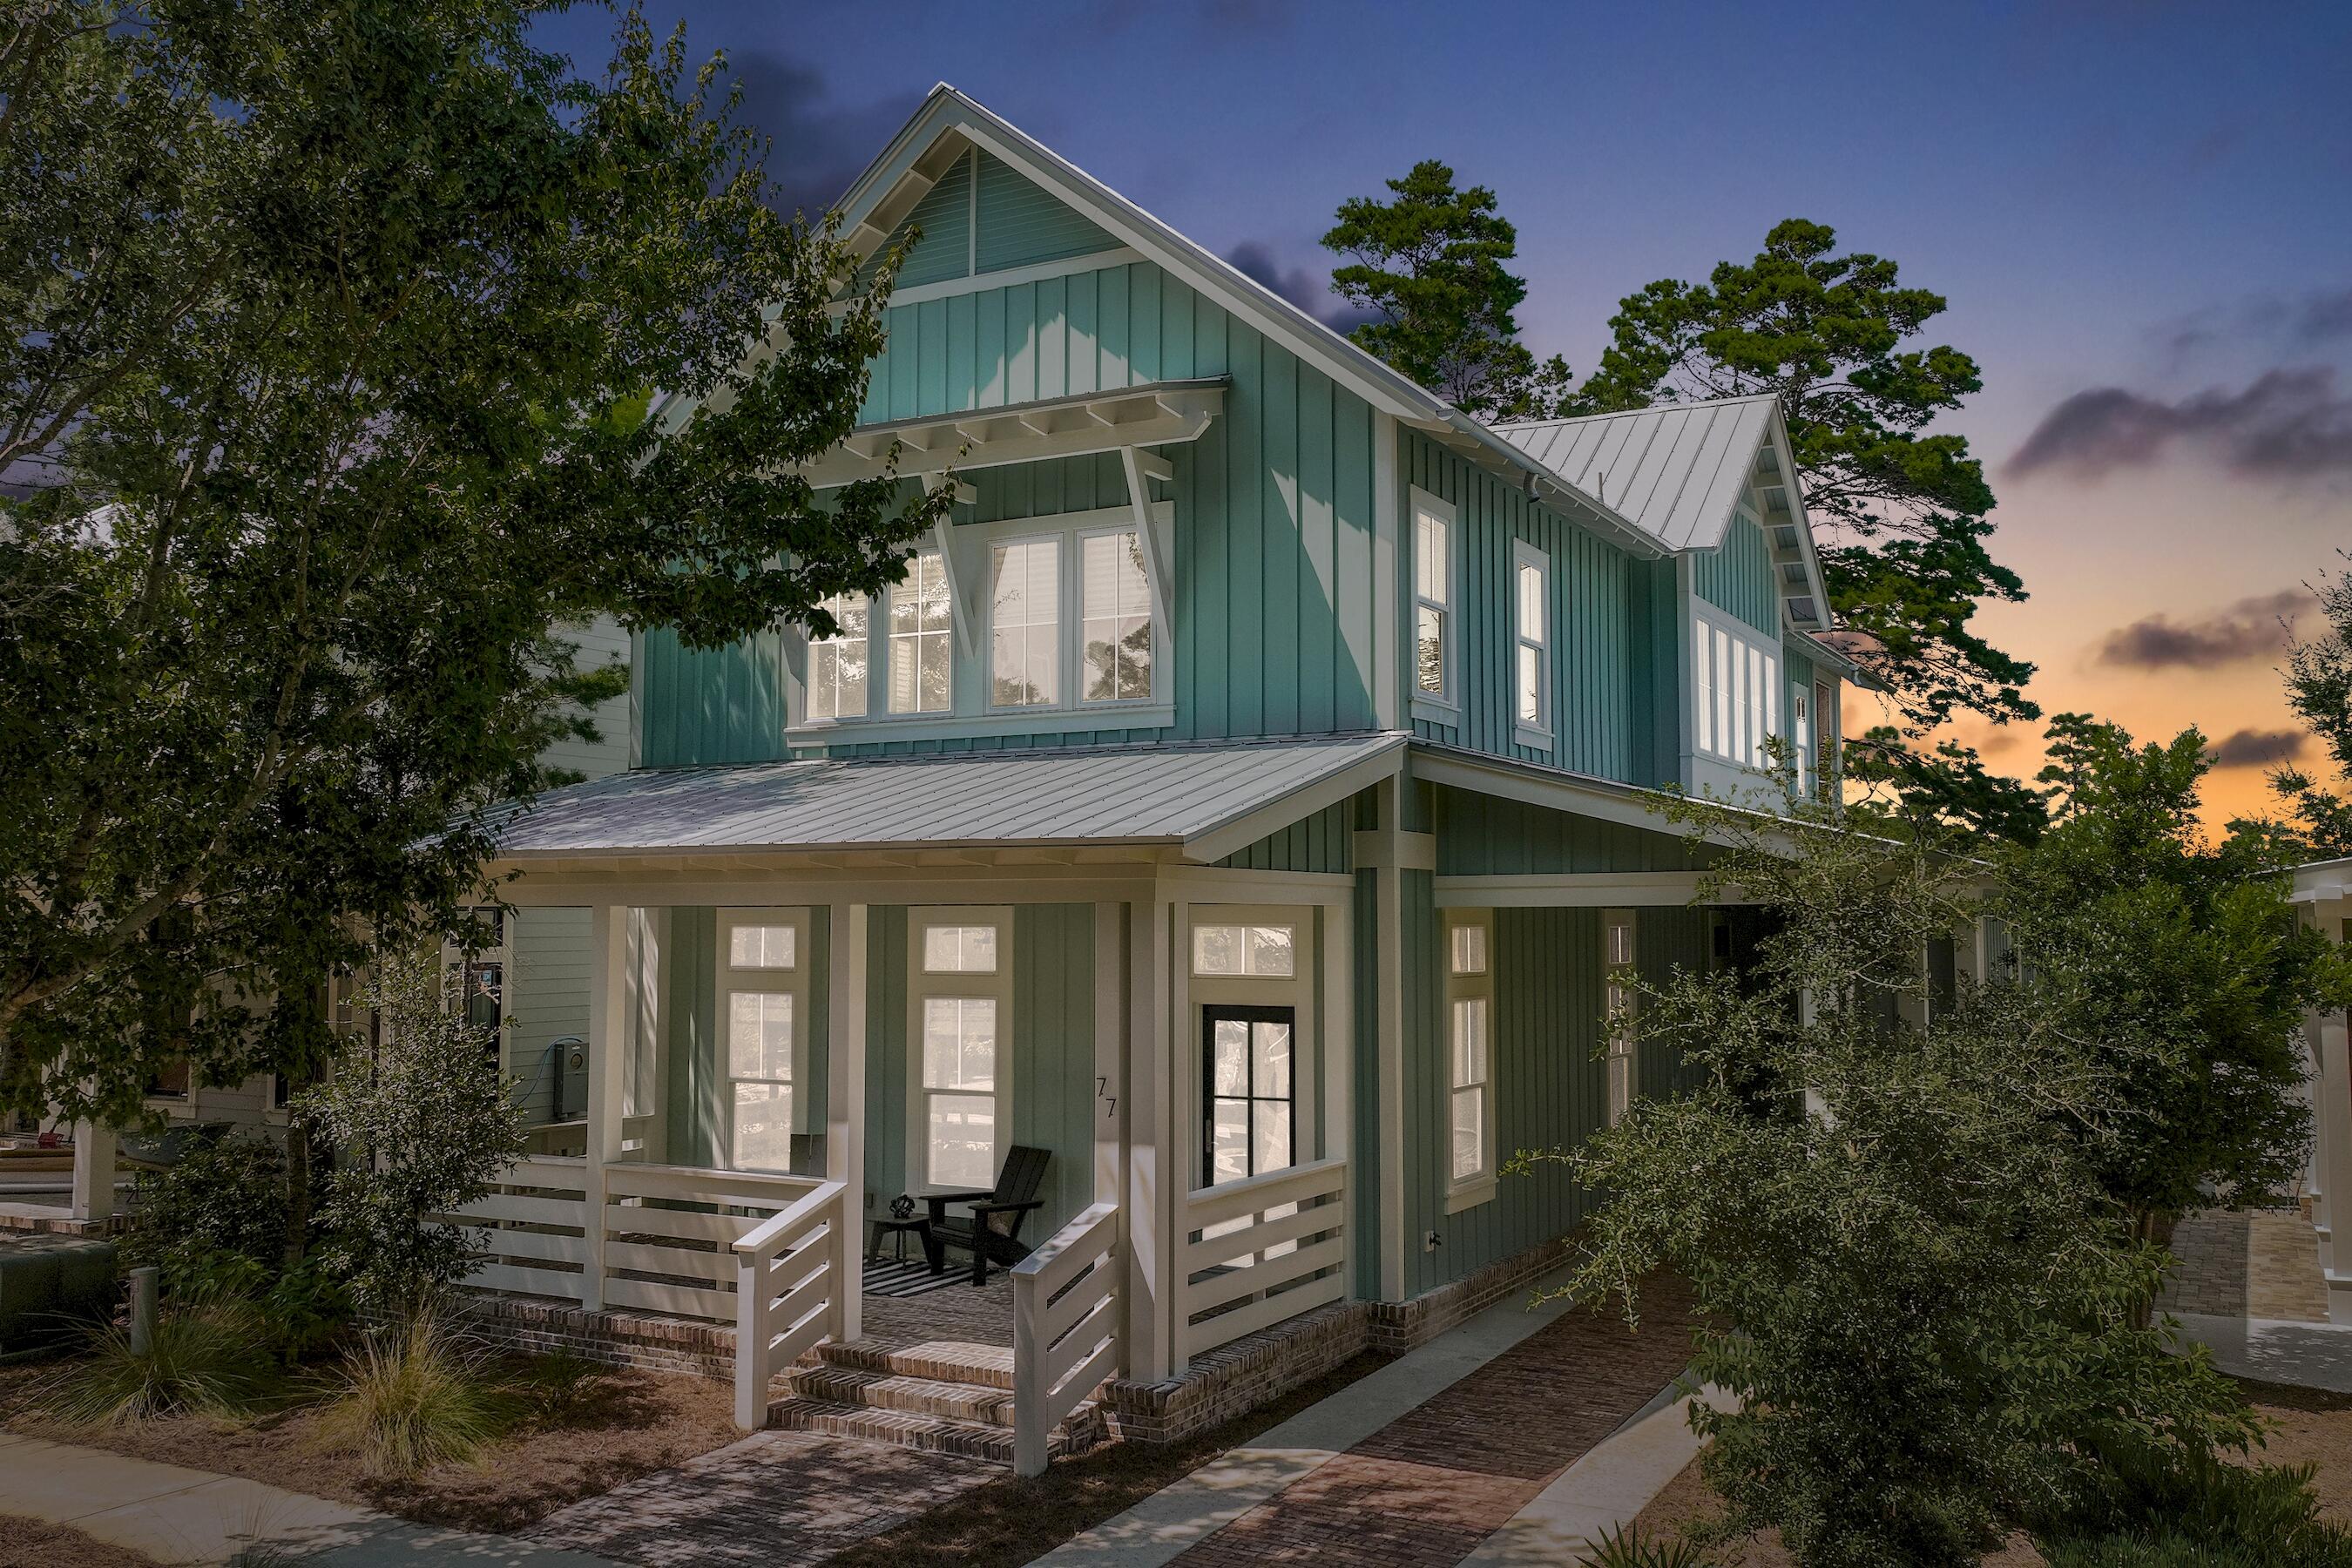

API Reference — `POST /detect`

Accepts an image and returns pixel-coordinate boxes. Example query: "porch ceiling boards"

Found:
[487,732,1405,865]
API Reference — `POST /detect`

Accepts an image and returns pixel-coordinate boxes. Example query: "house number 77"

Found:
[1097,1076,1116,1119]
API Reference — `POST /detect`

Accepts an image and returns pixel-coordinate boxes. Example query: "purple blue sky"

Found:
[541,0,2352,824]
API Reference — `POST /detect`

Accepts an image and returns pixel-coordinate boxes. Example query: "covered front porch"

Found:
[449,736,1395,1471]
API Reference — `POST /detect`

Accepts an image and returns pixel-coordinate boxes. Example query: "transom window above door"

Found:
[788,503,1173,744]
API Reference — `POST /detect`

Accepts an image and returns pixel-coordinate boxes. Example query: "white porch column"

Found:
[1125,896,1179,1382]
[2317,1001,2352,1325]
[70,1117,115,1223]
[1355,777,1416,1303]
[1093,902,1130,1367]
[582,902,628,1313]
[827,902,868,1343]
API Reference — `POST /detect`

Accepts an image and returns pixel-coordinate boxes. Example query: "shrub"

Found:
[2038,1442,2352,1568]
[43,1295,274,1426]
[321,1316,497,1478]
[1585,1525,1717,1568]
[295,950,526,1320]
[125,1129,294,1297]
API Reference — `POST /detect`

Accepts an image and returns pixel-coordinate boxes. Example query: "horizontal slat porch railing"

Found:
[1010,1200,1121,1477]
[732,1179,850,1429]
[442,1155,591,1303]
[1178,1156,1347,1362]
[600,1161,821,1323]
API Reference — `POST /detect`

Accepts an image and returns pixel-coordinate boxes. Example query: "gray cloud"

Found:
[2095,589,2309,671]
[2011,367,2352,483]
[2301,287,2352,342]
[1224,241,1377,335]
[2209,727,2308,768]
[719,51,924,221]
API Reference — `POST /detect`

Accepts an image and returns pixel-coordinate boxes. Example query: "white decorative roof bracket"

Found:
[1121,444,1177,641]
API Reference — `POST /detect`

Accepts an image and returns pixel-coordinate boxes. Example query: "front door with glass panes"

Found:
[717,909,808,1174]
[1202,1005,1295,1187]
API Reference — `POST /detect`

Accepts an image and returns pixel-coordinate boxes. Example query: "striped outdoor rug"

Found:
[862,1255,974,1298]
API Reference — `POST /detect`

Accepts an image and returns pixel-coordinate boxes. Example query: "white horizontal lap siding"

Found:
[542,615,632,781]
[511,908,594,1124]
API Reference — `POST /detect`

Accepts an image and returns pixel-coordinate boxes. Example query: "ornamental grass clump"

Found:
[321,1315,497,1479]
[44,1295,274,1427]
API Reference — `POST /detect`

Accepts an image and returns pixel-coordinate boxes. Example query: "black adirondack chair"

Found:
[923,1145,1051,1287]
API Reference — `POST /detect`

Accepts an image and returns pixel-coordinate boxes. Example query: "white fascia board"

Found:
[1433,871,1738,907]
[1179,736,1407,865]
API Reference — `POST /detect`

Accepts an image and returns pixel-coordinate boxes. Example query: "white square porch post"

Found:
[828,902,868,1343]
[1125,896,1180,1381]
[1093,902,1129,1362]
[70,1117,116,1223]
[582,902,628,1313]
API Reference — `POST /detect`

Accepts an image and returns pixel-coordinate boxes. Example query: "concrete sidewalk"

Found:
[2171,1311,2352,1393]
[0,1429,620,1565]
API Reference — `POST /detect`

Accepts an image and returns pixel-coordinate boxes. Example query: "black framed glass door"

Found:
[1202,1004,1296,1186]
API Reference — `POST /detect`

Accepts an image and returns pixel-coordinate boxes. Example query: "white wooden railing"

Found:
[731,1179,850,1429]
[601,1162,820,1323]
[443,1156,592,1303]
[1010,1200,1122,1477]
[1179,1156,1347,1360]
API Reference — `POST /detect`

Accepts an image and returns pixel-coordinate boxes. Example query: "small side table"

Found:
[868,1216,931,1264]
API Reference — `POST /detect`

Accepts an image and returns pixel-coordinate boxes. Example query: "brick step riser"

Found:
[785,1367,1019,1428]
[809,1340,1016,1391]
[770,1399,1105,1463]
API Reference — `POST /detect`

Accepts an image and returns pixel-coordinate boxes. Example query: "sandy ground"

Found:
[0,1354,742,1534]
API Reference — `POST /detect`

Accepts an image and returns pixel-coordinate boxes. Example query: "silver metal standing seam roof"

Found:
[487,733,1407,858]
[1490,395,1781,552]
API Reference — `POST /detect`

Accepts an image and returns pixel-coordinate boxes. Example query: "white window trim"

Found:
[1443,908,1497,1213]
[1186,902,1318,1194]
[715,907,812,1175]
[1511,538,1552,751]
[983,526,1067,713]
[788,504,1173,741]
[1689,602,1782,773]
[806,593,873,723]
[1409,487,1459,723]
[1605,909,1636,1128]
[906,906,1015,1196]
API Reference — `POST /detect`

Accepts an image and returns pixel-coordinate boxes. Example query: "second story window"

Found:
[1791,685,1812,794]
[1692,609,1779,770]
[889,550,952,714]
[1082,531,1152,702]
[1412,491,1454,706]
[808,594,869,720]
[990,538,1060,707]
[1512,541,1551,742]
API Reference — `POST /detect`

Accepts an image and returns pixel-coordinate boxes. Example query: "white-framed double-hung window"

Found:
[807,593,870,720]
[1512,540,1551,747]
[909,909,1013,1192]
[716,909,809,1174]
[989,537,1060,708]
[889,549,954,715]
[1791,683,1813,797]
[986,520,1159,713]
[1411,489,1456,715]
[1444,910,1496,1212]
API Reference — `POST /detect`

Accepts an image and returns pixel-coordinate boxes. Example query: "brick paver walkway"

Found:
[2157,1207,2329,1322]
[1169,1277,1700,1566]
[524,1430,1000,1568]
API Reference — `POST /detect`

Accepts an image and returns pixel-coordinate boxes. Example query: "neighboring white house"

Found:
[2293,855,2352,1322]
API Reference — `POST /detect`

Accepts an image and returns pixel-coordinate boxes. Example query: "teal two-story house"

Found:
[459,85,1862,1473]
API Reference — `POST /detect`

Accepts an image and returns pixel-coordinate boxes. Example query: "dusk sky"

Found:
[542,0,2352,828]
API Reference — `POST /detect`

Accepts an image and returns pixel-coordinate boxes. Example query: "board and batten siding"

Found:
[1689,511,1779,636]
[1429,786,1715,877]
[863,903,1098,1241]
[640,253,1387,764]
[1400,432,1643,784]
[1215,799,1355,874]
[1404,900,1712,1297]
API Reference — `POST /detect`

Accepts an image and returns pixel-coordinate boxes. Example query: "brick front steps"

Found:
[769,1338,1110,1465]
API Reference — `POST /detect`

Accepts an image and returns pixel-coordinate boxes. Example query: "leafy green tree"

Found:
[1321,160,1576,421]
[1537,787,2262,1567]
[2011,713,2350,1237]
[1575,220,2036,748]
[0,1,953,1120]
[1842,724,2050,844]
[2268,556,2352,857]
[296,950,524,1319]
